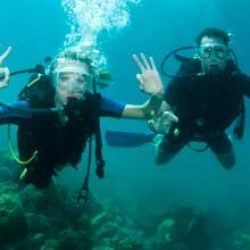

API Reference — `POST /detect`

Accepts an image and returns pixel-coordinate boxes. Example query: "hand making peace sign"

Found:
[0,46,12,88]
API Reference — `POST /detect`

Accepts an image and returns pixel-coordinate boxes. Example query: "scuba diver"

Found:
[147,27,250,169]
[0,45,177,203]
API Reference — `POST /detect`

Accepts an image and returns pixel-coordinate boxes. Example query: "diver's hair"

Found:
[196,27,231,46]
[50,48,93,73]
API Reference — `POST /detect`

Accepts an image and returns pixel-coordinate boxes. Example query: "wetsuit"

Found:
[0,76,125,188]
[157,59,250,167]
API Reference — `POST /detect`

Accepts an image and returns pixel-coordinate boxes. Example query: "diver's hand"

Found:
[133,53,164,97]
[148,102,178,134]
[0,46,12,88]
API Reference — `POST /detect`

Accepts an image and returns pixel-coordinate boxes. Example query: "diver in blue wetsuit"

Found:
[0,47,177,199]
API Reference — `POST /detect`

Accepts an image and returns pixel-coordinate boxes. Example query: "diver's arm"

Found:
[99,96,126,118]
[121,103,147,119]
[100,54,176,119]
[99,94,178,129]
[99,94,164,119]
[122,94,164,119]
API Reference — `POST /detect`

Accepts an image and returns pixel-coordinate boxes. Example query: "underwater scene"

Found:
[0,0,250,249]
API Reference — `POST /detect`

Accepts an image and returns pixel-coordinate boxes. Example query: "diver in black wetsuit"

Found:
[149,27,250,169]
[0,46,177,201]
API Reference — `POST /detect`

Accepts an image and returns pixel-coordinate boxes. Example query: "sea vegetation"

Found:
[0,150,249,250]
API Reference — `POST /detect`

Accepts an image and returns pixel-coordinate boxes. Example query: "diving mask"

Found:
[199,43,229,59]
[54,65,91,92]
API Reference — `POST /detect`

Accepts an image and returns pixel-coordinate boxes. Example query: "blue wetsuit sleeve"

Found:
[99,96,125,118]
[0,101,32,125]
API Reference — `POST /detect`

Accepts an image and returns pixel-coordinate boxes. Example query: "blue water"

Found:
[1,0,250,233]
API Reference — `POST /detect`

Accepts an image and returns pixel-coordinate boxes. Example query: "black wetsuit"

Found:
[1,75,125,188]
[157,59,250,167]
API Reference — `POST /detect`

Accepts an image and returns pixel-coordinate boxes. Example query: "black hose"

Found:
[10,64,45,76]
[77,137,92,204]
[160,46,195,78]
[0,102,63,114]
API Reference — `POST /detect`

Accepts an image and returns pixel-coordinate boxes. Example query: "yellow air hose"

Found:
[7,75,42,179]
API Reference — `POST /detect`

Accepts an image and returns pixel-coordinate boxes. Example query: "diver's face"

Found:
[53,59,91,105]
[199,36,229,75]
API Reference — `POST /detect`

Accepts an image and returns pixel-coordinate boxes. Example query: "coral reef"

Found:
[0,150,249,250]
[0,184,28,248]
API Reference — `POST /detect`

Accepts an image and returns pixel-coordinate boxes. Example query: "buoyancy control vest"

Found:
[166,59,245,139]
[16,74,102,187]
